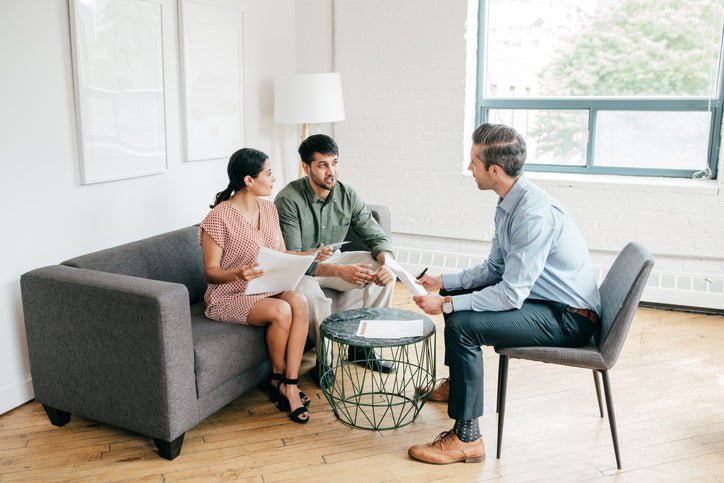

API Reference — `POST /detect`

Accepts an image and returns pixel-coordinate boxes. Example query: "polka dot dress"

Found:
[199,199,285,324]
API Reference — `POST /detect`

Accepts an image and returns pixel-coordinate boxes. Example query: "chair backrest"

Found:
[62,226,206,304]
[596,242,655,368]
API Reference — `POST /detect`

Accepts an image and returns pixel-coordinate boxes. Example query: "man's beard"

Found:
[310,173,336,191]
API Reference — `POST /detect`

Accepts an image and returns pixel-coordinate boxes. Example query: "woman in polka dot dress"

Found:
[200,148,332,424]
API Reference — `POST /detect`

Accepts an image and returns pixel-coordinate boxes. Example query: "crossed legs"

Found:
[247,291,309,421]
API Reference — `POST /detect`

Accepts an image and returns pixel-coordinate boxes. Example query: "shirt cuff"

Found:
[451,294,473,312]
[307,261,319,276]
[371,246,395,261]
[441,272,463,290]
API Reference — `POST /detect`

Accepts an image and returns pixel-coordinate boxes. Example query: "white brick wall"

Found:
[307,0,724,309]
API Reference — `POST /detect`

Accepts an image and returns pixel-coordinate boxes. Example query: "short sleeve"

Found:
[199,205,229,249]
[265,200,286,251]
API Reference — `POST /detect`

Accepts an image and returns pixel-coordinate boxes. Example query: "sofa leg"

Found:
[154,433,185,460]
[42,405,71,427]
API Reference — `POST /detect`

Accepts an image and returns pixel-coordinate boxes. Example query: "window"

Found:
[476,0,724,178]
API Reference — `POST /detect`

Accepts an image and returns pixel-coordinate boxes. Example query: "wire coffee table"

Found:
[319,307,436,430]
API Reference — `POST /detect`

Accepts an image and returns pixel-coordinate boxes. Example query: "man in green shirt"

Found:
[274,134,396,387]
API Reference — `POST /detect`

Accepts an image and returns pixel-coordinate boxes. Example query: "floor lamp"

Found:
[274,73,346,178]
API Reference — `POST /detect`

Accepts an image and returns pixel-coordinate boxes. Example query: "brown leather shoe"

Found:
[427,377,450,402]
[408,430,485,464]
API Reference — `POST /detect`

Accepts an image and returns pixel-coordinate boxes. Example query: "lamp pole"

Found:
[299,123,309,178]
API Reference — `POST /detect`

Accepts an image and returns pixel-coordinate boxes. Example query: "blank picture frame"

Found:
[179,0,245,162]
[69,0,168,184]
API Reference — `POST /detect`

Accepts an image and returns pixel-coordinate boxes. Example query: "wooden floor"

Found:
[2,286,724,482]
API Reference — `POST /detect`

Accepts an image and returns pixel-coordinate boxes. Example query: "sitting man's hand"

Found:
[417,274,443,292]
[372,265,395,286]
[337,264,376,286]
[314,245,334,262]
[413,294,443,315]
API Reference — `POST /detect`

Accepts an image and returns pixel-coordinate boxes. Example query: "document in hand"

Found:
[244,247,316,295]
[385,257,427,296]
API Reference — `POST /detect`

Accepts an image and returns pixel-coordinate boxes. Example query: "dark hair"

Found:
[210,148,269,208]
[471,123,527,177]
[298,134,339,165]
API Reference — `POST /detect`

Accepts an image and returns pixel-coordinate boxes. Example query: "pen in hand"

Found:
[416,267,428,280]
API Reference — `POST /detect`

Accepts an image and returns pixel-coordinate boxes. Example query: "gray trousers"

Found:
[294,251,395,351]
[442,288,596,421]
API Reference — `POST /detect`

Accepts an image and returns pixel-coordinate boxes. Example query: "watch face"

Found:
[443,301,453,314]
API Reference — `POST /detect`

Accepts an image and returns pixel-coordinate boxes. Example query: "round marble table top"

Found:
[320,307,435,348]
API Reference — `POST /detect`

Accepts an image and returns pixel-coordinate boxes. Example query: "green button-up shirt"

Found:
[274,177,394,275]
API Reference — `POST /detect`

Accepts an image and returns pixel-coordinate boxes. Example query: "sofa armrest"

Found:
[20,265,199,441]
[343,204,392,253]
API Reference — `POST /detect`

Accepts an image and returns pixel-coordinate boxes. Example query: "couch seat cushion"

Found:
[190,302,269,398]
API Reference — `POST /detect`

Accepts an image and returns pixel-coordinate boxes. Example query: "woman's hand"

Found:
[233,262,266,282]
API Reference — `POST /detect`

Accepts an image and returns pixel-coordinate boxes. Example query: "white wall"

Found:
[328,0,724,309]
[0,0,298,414]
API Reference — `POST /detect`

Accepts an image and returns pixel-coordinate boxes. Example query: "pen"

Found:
[416,267,428,280]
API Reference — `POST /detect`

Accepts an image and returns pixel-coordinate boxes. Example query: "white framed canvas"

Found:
[179,0,245,162]
[69,0,168,184]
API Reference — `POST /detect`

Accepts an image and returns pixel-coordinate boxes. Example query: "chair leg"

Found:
[154,433,185,460]
[601,371,622,469]
[593,370,604,418]
[496,356,503,413]
[496,355,509,459]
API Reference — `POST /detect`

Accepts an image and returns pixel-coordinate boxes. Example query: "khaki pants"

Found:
[294,251,395,351]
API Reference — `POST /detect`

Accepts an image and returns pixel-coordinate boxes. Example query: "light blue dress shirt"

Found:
[442,175,601,314]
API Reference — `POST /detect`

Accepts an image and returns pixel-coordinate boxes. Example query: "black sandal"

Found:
[271,372,310,407]
[268,372,283,403]
[277,377,310,424]
[299,390,311,407]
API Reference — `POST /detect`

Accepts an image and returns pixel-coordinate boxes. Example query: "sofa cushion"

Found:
[190,302,269,398]
[62,226,206,304]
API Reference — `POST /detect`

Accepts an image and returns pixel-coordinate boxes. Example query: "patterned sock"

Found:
[453,418,481,443]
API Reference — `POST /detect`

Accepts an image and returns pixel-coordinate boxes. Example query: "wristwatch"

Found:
[442,296,454,314]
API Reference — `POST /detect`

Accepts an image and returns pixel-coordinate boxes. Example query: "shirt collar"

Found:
[303,177,336,205]
[497,175,528,214]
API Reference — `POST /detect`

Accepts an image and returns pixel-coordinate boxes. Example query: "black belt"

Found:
[566,306,600,326]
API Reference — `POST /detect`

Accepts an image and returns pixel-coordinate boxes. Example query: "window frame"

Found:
[475,0,724,179]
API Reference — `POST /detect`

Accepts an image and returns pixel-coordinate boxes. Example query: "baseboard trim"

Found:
[0,379,34,415]
[639,302,724,317]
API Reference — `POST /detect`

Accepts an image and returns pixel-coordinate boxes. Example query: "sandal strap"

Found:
[289,405,309,423]
[271,373,283,381]
[283,376,299,385]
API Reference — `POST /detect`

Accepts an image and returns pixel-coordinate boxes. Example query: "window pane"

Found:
[485,0,724,98]
[488,109,589,165]
[594,111,711,170]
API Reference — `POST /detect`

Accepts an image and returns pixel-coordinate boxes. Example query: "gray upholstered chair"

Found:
[495,242,655,469]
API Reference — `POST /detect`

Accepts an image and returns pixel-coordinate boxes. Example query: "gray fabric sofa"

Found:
[20,204,390,460]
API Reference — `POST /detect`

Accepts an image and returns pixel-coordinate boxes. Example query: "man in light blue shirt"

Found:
[408,123,601,465]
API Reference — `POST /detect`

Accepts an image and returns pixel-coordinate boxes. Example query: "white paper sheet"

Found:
[355,319,424,338]
[244,247,316,295]
[321,240,350,251]
[385,257,428,296]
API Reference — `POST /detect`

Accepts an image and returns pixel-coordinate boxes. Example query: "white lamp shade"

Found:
[274,73,345,124]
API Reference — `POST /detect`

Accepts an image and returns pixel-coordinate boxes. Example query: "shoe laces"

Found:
[431,430,456,449]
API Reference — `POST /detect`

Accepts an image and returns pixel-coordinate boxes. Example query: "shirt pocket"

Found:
[329,223,350,243]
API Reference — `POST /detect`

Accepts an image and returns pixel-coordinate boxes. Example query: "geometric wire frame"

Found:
[319,308,436,430]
